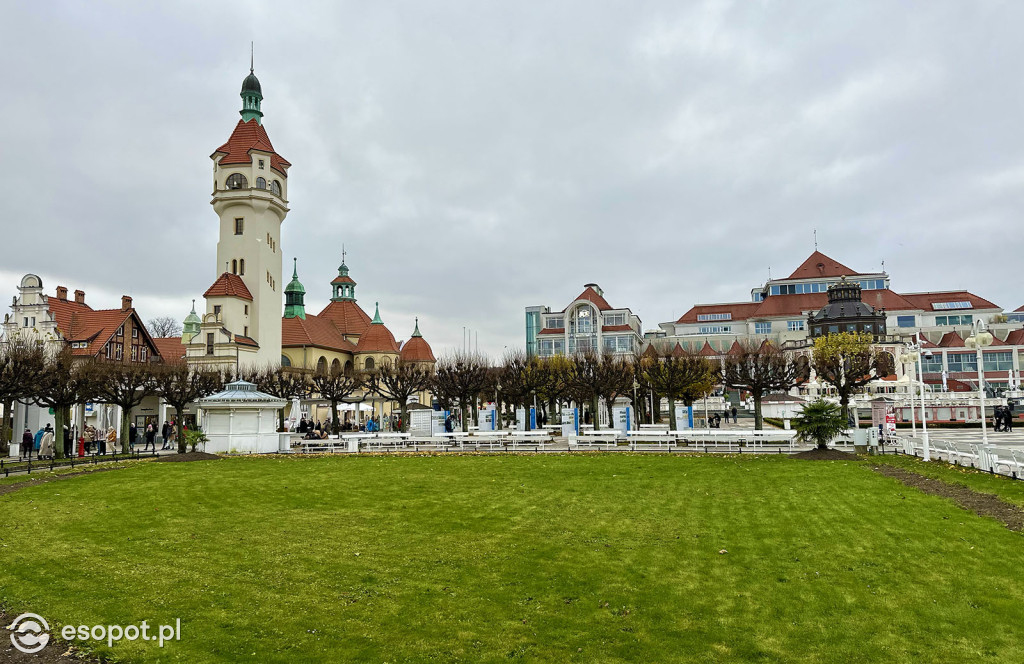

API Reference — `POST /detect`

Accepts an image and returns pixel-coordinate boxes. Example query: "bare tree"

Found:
[244,365,311,431]
[34,347,98,459]
[0,337,46,455]
[722,342,809,430]
[499,350,547,430]
[310,365,365,434]
[153,364,224,453]
[644,351,717,431]
[370,359,434,432]
[431,351,490,432]
[595,354,635,426]
[148,316,183,338]
[93,362,158,448]
[812,332,895,424]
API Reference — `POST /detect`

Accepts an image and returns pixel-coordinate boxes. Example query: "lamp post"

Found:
[965,319,993,447]
[898,348,918,440]
[900,331,930,460]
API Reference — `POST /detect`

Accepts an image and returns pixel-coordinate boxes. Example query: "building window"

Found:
[787,320,805,331]
[256,177,267,189]
[546,316,564,329]
[364,357,375,371]
[239,259,245,276]
[281,354,291,367]
[117,325,124,337]
[131,345,138,361]
[935,315,973,326]
[947,352,977,373]
[235,218,244,235]
[243,326,249,338]
[697,313,731,322]
[22,317,28,327]
[755,322,772,335]
[232,259,238,274]
[932,301,973,310]
[698,325,732,335]
[271,180,282,196]
[244,305,249,315]
[605,313,626,326]
[226,173,248,189]
[132,327,138,338]
[896,315,916,328]
[206,333,214,355]
[213,305,222,317]
[114,343,123,360]
[140,347,148,362]
[539,339,554,356]
[984,352,1014,372]
[258,159,265,169]
[921,354,943,373]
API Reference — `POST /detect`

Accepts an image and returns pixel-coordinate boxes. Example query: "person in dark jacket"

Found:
[21,429,33,460]
[731,406,738,424]
[1004,409,1014,433]
[129,422,138,448]
[144,424,156,451]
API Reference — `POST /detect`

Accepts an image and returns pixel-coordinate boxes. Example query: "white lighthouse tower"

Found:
[186,63,291,369]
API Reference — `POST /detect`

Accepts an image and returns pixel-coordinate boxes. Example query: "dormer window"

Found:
[258,159,265,169]
[226,173,248,189]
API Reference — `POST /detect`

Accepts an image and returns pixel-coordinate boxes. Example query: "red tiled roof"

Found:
[213,120,291,177]
[235,335,259,348]
[318,300,372,336]
[331,276,356,285]
[938,331,965,347]
[537,328,565,335]
[565,286,613,312]
[153,337,186,364]
[602,324,633,332]
[281,315,357,353]
[671,343,686,358]
[787,251,861,280]
[675,302,760,324]
[356,323,400,353]
[678,289,918,325]
[1004,329,1024,345]
[697,341,719,357]
[727,341,745,356]
[46,290,160,360]
[400,336,436,363]
[204,273,253,301]
[899,291,999,311]
[1015,305,1024,313]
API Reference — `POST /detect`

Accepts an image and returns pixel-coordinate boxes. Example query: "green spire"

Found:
[371,302,383,325]
[183,299,201,342]
[239,49,263,124]
[331,245,357,302]
[284,258,306,320]
[412,317,422,338]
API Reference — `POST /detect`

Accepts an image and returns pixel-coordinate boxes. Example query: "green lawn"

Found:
[1,454,1023,663]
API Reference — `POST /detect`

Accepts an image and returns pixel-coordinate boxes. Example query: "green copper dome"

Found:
[240,67,264,124]
[183,300,201,341]
[241,72,262,96]
[283,259,306,320]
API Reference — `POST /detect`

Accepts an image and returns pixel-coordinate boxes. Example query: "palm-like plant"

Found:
[793,400,848,450]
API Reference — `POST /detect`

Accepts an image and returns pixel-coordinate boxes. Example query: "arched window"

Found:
[231,259,238,274]
[316,356,327,374]
[255,177,267,189]
[364,357,375,371]
[331,359,341,375]
[281,354,291,367]
[344,360,353,376]
[239,259,245,275]
[271,180,282,196]
[226,173,248,189]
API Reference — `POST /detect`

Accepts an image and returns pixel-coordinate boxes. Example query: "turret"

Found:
[284,258,306,320]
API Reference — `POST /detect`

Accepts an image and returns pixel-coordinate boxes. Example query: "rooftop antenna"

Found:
[881,259,885,274]
[813,229,818,251]
[768,265,772,281]
[250,41,254,73]
[342,243,347,264]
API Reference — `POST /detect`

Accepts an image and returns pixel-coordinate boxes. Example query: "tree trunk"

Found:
[331,400,340,434]
[53,406,66,459]
[175,406,187,454]
[120,405,132,451]
[591,396,600,431]
[278,408,286,433]
[0,397,12,457]
[840,394,851,426]
[668,397,677,431]
[753,393,763,431]
[400,404,409,432]
[606,398,615,429]
[653,391,662,423]
[461,400,469,432]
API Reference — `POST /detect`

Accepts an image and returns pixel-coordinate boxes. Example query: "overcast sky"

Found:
[2,1,1023,355]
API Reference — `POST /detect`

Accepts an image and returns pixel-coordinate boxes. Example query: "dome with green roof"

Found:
[183,300,201,342]
[284,258,306,320]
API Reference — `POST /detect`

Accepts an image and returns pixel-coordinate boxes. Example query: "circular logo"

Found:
[8,613,50,653]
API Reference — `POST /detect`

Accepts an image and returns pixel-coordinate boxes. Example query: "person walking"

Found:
[39,426,55,460]
[105,426,116,454]
[129,422,138,449]
[731,406,738,424]
[144,424,156,451]
[33,426,45,455]
[162,421,174,450]
[1004,408,1014,433]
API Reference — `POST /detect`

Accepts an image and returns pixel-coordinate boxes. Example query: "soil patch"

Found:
[0,611,97,663]
[792,448,859,461]
[873,465,1024,531]
[0,467,124,498]
[155,452,222,463]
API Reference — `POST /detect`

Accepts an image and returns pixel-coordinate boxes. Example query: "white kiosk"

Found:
[197,380,287,454]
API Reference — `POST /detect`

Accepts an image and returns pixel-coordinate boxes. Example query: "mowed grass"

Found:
[1,454,1024,663]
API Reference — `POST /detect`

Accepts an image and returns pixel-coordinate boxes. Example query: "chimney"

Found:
[56,286,68,300]
[121,295,133,311]
[74,290,85,304]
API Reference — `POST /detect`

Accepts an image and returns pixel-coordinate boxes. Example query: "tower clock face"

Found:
[579,310,589,318]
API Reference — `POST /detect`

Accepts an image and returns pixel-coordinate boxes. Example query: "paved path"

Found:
[899,427,1024,447]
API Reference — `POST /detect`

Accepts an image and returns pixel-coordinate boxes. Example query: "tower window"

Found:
[243,326,249,337]
[226,173,248,189]
[235,218,244,235]
[239,259,245,275]
[232,259,238,274]
[206,333,214,355]
[271,180,282,196]
[244,305,249,315]
[214,305,221,317]
[258,159,265,169]
[256,177,267,189]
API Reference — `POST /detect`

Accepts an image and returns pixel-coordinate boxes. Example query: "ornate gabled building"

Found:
[807,277,887,338]
[527,284,643,358]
